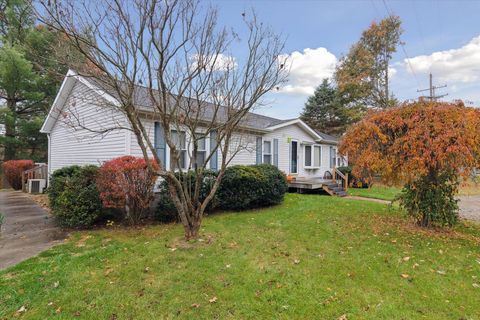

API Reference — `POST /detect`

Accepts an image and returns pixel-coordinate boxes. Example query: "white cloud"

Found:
[278,47,337,96]
[405,35,480,83]
[191,53,237,72]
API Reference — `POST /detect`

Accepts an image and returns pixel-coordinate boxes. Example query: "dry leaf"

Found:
[402,256,410,262]
[104,268,114,276]
[17,306,27,313]
[209,296,218,303]
[191,303,200,308]
[401,274,409,279]
[437,270,446,275]
[293,259,300,264]
[338,314,348,320]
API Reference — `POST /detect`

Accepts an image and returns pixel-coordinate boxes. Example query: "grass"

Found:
[349,179,480,201]
[348,185,401,201]
[1,194,480,319]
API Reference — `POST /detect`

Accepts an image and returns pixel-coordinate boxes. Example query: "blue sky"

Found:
[212,0,480,119]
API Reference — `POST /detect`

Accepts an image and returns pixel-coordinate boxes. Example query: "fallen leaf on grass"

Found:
[472,283,479,288]
[437,270,446,275]
[402,256,410,262]
[401,274,409,279]
[209,296,217,303]
[191,303,200,308]
[293,259,300,264]
[17,306,27,313]
[104,268,114,276]
[338,314,348,320]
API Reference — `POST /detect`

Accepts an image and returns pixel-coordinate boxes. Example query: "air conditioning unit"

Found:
[28,179,47,194]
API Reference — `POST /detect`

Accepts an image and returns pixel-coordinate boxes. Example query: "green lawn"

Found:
[348,185,402,201]
[1,194,480,319]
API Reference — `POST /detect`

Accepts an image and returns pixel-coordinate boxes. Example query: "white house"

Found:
[40,71,347,193]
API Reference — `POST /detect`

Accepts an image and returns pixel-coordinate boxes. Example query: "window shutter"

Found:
[154,122,166,166]
[210,130,218,171]
[273,139,279,167]
[256,137,262,164]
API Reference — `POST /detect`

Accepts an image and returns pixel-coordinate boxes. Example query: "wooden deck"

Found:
[287,178,332,190]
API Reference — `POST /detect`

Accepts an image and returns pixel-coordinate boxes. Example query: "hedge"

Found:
[2,160,34,190]
[155,164,288,221]
[155,170,218,222]
[48,165,103,228]
[217,164,288,210]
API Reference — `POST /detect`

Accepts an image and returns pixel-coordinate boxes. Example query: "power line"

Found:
[417,73,448,101]
[381,0,420,87]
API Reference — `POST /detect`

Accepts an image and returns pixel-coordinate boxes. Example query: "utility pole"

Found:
[417,73,448,102]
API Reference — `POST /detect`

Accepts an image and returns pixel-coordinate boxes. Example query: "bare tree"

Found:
[38,0,287,240]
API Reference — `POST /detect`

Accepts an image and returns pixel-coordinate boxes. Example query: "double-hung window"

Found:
[313,145,321,167]
[305,144,321,168]
[170,130,187,170]
[263,140,272,164]
[195,134,207,168]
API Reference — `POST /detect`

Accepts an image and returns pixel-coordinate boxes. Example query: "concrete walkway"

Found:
[0,190,66,270]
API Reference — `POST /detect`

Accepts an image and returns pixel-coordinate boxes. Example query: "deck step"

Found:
[322,183,347,197]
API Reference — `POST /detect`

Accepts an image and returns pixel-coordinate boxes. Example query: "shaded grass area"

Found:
[1,194,480,319]
[348,185,402,201]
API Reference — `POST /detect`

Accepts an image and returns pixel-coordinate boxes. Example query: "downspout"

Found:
[47,133,51,185]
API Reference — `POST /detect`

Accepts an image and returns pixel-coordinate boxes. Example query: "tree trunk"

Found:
[184,216,201,241]
[4,98,17,160]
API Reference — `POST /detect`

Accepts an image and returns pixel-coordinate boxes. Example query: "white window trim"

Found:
[263,139,272,165]
[290,139,299,175]
[168,130,188,171]
[193,132,208,168]
[304,144,321,169]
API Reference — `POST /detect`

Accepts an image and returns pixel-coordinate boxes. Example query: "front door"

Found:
[290,140,298,174]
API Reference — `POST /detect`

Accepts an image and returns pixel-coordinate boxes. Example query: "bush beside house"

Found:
[96,156,159,225]
[218,164,288,210]
[47,160,288,227]
[48,165,103,228]
[155,164,288,221]
[2,160,34,190]
[155,170,218,223]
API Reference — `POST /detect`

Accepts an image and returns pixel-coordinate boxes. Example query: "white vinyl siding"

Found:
[49,81,127,173]
[262,123,335,178]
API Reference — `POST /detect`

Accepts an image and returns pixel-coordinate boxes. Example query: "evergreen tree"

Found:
[301,79,364,136]
[0,0,86,161]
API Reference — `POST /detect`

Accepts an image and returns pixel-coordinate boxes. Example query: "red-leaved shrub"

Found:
[96,156,159,224]
[2,160,34,190]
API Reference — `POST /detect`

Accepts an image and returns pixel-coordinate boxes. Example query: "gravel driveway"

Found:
[458,195,480,222]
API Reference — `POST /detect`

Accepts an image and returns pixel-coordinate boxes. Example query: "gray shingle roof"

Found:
[86,76,337,141]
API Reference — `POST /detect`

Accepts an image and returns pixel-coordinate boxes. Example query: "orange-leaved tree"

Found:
[339,101,480,227]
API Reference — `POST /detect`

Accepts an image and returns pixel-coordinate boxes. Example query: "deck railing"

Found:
[21,164,48,192]
[332,166,348,191]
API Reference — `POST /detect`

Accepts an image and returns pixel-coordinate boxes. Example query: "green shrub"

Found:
[49,165,103,228]
[397,170,459,227]
[338,165,371,188]
[217,164,287,210]
[48,165,82,210]
[155,170,218,222]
